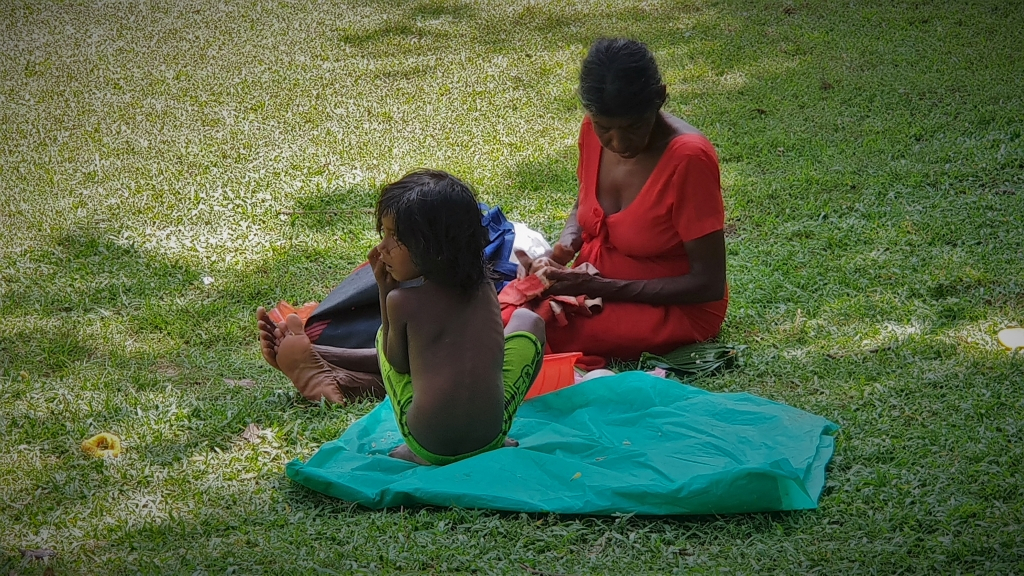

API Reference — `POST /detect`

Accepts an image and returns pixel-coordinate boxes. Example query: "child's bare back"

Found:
[369,169,545,466]
[390,281,507,456]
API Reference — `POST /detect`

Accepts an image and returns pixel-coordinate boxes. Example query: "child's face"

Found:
[376,215,421,282]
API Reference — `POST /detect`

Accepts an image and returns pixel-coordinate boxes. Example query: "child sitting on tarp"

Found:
[277,169,546,465]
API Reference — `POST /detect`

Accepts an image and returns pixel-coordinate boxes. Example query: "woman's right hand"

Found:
[514,243,577,278]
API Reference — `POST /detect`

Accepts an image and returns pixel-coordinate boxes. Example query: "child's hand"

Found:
[368,246,400,294]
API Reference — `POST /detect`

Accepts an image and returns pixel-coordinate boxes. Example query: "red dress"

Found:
[546,118,729,360]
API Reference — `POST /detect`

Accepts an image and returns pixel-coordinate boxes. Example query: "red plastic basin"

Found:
[525,352,583,400]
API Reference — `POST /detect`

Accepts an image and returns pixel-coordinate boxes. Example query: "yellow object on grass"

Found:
[81,433,122,458]
[998,327,1024,351]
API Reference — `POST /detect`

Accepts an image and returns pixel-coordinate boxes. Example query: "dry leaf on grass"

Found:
[19,548,56,560]
[81,432,122,458]
[225,379,256,388]
[588,532,611,558]
[241,423,261,443]
[154,362,181,377]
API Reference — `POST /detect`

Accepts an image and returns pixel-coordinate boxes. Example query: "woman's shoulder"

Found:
[666,131,715,154]
[662,132,719,173]
[660,114,716,156]
[654,130,721,202]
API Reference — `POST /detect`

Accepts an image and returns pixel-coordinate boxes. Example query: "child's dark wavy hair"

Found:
[375,169,490,296]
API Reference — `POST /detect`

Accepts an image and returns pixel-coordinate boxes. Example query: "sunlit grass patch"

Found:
[2,0,1023,573]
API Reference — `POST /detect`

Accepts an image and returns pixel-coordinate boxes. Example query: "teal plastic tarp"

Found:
[286,372,838,515]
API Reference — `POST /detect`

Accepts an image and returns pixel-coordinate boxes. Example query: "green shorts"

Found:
[376,328,544,466]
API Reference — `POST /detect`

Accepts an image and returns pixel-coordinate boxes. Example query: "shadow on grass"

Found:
[283,149,582,243]
[286,182,380,231]
[336,0,712,53]
[285,149,580,243]
[0,233,197,376]
[0,321,98,377]
[1,233,199,316]
[0,231,369,371]
[494,148,579,235]
[338,0,479,46]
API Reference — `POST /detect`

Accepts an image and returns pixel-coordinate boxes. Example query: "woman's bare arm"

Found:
[516,199,583,275]
[555,198,584,258]
[544,230,727,305]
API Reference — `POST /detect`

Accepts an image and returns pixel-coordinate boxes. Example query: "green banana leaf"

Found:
[638,342,747,377]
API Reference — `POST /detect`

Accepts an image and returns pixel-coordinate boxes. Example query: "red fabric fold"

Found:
[498,274,605,369]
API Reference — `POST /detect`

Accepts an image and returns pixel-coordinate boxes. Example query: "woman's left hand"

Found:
[536,265,600,296]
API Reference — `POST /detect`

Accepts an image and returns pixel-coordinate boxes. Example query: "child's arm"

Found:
[381,290,412,373]
[369,247,412,373]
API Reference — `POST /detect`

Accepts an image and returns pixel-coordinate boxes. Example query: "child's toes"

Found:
[503,437,519,448]
[389,444,430,465]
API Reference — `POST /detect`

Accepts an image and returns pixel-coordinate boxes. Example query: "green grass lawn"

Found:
[2,0,1023,573]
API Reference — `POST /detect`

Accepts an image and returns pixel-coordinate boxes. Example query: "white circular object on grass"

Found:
[578,369,616,383]
[997,327,1024,351]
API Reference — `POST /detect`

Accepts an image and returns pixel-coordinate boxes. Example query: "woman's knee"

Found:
[506,309,547,346]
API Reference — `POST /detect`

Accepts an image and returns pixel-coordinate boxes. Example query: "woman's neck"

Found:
[640,112,676,156]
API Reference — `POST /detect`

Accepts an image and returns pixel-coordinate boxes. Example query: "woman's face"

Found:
[590,112,659,159]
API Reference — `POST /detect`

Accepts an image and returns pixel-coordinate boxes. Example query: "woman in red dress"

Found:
[520,38,728,361]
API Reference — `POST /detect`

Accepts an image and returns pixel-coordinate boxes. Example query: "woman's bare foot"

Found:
[256,306,284,371]
[388,444,431,465]
[276,314,352,404]
[263,313,385,403]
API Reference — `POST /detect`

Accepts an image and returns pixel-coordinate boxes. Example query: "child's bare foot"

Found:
[388,437,518,465]
[389,444,431,465]
[256,306,284,371]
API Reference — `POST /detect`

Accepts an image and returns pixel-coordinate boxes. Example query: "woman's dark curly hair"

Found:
[578,38,665,117]
[375,169,490,296]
